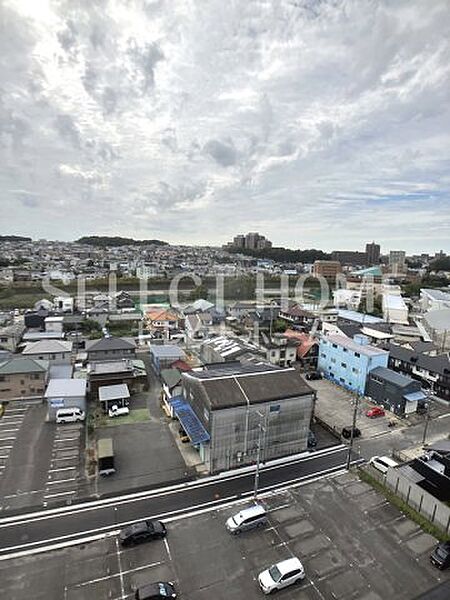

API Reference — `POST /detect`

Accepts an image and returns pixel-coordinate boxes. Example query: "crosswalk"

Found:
[43,423,83,505]
[0,405,29,478]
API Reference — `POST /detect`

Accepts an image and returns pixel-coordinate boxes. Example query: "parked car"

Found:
[369,456,398,475]
[119,520,167,547]
[108,405,130,418]
[178,427,189,443]
[341,426,361,439]
[366,406,385,418]
[226,504,268,534]
[430,541,450,570]
[305,371,322,381]
[307,430,317,448]
[258,557,305,594]
[56,407,85,424]
[135,582,176,599]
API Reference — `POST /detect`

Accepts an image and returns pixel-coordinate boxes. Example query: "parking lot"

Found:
[0,403,87,510]
[1,470,448,599]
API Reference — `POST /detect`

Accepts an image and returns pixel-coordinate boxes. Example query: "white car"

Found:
[258,557,305,594]
[108,405,130,418]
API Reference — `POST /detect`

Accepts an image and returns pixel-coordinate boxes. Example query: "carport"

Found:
[169,395,210,446]
[98,383,130,413]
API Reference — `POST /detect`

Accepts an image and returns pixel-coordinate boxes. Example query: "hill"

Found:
[76,236,168,247]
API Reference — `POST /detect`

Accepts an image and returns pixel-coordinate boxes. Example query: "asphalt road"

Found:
[0,445,360,559]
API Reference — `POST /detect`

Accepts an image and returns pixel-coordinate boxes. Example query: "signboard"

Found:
[49,397,65,408]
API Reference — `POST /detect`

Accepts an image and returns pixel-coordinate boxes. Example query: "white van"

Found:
[226,504,268,534]
[56,407,85,424]
[369,455,398,475]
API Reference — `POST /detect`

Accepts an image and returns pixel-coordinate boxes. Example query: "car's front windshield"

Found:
[268,565,282,582]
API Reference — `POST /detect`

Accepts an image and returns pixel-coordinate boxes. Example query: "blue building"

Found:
[318,334,389,395]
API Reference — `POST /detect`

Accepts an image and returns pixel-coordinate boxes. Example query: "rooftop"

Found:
[322,334,389,357]
[337,309,384,324]
[22,340,72,354]
[0,357,48,375]
[45,378,86,397]
[85,336,136,352]
[98,383,130,402]
[369,366,419,388]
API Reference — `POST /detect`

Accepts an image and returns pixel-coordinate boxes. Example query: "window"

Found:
[341,362,347,368]
[321,353,326,358]
[340,378,345,384]
[354,352,360,358]
[270,404,281,413]
[0,376,5,382]
[331,358,336,364]
[332,343,337,349]
[343,348,348,353]
[352,367,359,374]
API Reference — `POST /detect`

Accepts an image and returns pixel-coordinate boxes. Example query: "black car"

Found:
[430,541,450,570]
[341,426,361,439]
[305,372,322,381]
[307,430,317,448]
[119,520,167,546]
[135,582,177,599]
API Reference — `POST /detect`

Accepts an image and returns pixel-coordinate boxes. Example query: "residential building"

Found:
[160,368,183,416]
[318,334,389,394]
[149,345,186,374]
[223,232,272,251]
[136,263,161,279]
[24,307,50,329]
[283,330,319,370]
[87,359,147,398]
[366,242,381,266]
[258,333,298,367]
[365,366,427,416]
[278,304,315,330]
[180,363,315,472]
[145,308,180,332]
[22,340,73,364]
[331,250,367,266]
[54,296,75,313]
[98,383,130,413]
[420,289,450,312]
[387,342,450,402]
[382,294,409,324]
[45,316,64,333]
[200,335,264,364]
[389,250,406,274]
[85,336,136,362]
[0,323,25,353]
[312,260,342,280]
[422,309,450,351]
[0,357,48,400]
[45,378,87,421]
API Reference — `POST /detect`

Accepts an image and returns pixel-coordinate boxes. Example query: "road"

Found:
[0,445,361,560]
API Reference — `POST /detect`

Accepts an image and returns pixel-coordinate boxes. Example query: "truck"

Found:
[97,438,115,476]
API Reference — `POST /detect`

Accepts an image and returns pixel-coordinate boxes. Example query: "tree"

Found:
[189,284,209,301]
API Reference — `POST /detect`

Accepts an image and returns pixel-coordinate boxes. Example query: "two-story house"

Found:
[0,357,48,400]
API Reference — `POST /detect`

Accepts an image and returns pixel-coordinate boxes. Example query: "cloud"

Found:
[0,0,449,251]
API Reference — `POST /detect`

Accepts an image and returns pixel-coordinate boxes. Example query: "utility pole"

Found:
[422,381,434,446]
[346,393,359,470]
[253,412,265,501]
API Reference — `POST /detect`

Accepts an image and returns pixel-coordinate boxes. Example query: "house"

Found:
[85,336,136,362]
[54,296,75,313]
[283,330,319,370]
[149,345,186,375]
[22,340,73,364]
[387,343,450,402]
[0,357,48,400]
[183,299,215,314]
[45,378,87,421]
[278,304,315,330]
[200,335,264,365]
[258,333,298,367]
[227,302,256,319]
[24,307,50,329]
[145,308,180,332]
[0,322,25,353]
[180,363,315,473]
[160,368,183,416]
[366,366,427,416]
[318,334,389,395]
[422,309,450,351]
[87,359,147,398]
[185,312,213,339]
[98,383,130,413]
[45,316,64,333]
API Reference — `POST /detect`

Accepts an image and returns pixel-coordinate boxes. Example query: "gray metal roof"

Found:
[22,340,72,354]
[98,383,130,402]
[86,336,136,352]
[45,378,86,397]
[0,357,48,375]
[149,345,185,359]
[369,366,417,388]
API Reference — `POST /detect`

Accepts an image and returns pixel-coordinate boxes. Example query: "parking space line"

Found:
[0,428,20,433]
[0,437,16,442]
[44,490,77,498]
[72,561,163,588]
[47,477,77,485]
[163,537,172,561]
[115,537,126,600]
[48,467,77,473]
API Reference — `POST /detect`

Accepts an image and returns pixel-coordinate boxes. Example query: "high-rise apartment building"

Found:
[389,250,406,274]
[366,242,380,266]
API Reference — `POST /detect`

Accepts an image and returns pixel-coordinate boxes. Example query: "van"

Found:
[226,504,268,534]
[56,407,85,424]
[369,455,398,475]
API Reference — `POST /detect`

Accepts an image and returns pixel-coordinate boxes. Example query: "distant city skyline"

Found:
[1,1,450,253]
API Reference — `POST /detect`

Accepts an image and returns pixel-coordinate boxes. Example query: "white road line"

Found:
[115,537,126,600]
[44,491,77,499]
[437,413,450,419]
[163,537,172,561]
[46,477,77,485]
[48,467,77,473]
[73,561,163,588]
[0,429,20,433]
[0,445,349,525]
[0,437,16,442]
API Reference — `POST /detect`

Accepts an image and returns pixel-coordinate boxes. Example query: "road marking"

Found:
[46,477,77,485]
[0,445,349,526]
[163,537,172,561]
[0,461,362,559]
[115,537,126,600]
[0,429,20,433]
[44,490,77,499]
[437,413,450,419]
[48,467,77,473]
[73,561,163,587]
[0,437,16,442]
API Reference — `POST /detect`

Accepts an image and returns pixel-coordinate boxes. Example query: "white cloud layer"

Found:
[1,0,449,252]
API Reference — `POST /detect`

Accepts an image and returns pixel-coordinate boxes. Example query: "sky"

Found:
[1,0,450,253]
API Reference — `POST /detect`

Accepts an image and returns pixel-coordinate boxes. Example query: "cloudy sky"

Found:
[1,0,450,252]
